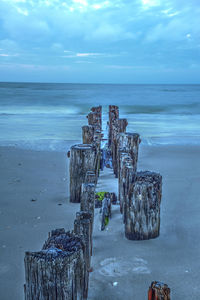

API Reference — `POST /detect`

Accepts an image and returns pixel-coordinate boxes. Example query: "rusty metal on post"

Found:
[24,229,86,300]
[125,171,162,240]
[148,281,170,300]
[70,144,96,203]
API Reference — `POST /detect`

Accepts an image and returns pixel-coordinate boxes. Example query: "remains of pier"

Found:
[24,104,169,299]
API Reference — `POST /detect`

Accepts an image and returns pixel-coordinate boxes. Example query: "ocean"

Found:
[0,82,200,151]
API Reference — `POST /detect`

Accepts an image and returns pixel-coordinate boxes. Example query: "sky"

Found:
[0,0,200,83]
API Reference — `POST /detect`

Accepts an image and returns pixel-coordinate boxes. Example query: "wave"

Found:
[1,102,200,116]
[120,102,200,115]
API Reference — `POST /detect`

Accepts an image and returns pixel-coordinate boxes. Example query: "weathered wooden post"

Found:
[87,106,102,131]
[82,125,95,144]
[74,212,93,299]
[118,132,140,208]
[110,118,128,177]
[85,171,96,184]
[121,159,137,223]
[125,171,162,240]
[148,281,170,300]
[108,105,119,147]
[118,118,128,133]
[81,182,95,227]
[24,229,86,300]
[70,144,96,203]
[118,153,133,213]
[124,132,140,167]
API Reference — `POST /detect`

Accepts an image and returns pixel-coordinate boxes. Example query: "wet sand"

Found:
[0,144,200,299]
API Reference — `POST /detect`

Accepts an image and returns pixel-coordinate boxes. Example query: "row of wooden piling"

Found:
[108,105,162,241]
[24,105,170,299]
[24,106,102,300]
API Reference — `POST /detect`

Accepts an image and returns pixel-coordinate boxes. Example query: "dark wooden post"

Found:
[118,118,128,133]
[148,281,170,300]
[74,212,92,299]
[82,125,95,144]
[125,171,162,240]
[87,106,102,131]
[110,118,128,177]
[70,144,96,203]
[24,229,85,300]
[108,105,119,147]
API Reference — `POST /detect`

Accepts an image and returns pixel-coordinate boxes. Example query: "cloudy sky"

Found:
[0,0,200,83]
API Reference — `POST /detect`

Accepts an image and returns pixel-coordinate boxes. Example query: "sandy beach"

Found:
[0,144,200,299]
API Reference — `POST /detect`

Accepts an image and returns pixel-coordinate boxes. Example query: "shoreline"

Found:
[0,144,200,299]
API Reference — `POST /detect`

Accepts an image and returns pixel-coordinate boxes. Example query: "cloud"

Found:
[0,0,200,82]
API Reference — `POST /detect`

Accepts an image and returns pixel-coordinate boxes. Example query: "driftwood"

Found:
[24,229,86,300]
[125,171,162,240]
[148,281,170,300]
[70,144,96,203]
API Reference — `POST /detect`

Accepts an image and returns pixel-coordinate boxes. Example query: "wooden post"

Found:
[125,171,162,240]
[70,144,96,203]
[87,106,102,131]
[108,105,119,147]
[117,132,140,202]
[148,281,170,300]
[110,118,128,177]
[24,229,85,300]
[118,118,128,133]
[124,132,140,167]
[81,183,95,228]
[85,171,96,184]
[82,125,95,144]
[74,212,93,299]
[118,153,133,214]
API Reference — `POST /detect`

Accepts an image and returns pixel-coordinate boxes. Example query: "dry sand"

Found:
[0,144,200,299]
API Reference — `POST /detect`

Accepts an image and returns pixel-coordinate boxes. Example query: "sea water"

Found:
[0,82,200,151]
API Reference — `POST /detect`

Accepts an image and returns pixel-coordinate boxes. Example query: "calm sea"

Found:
[0,82,200,151]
